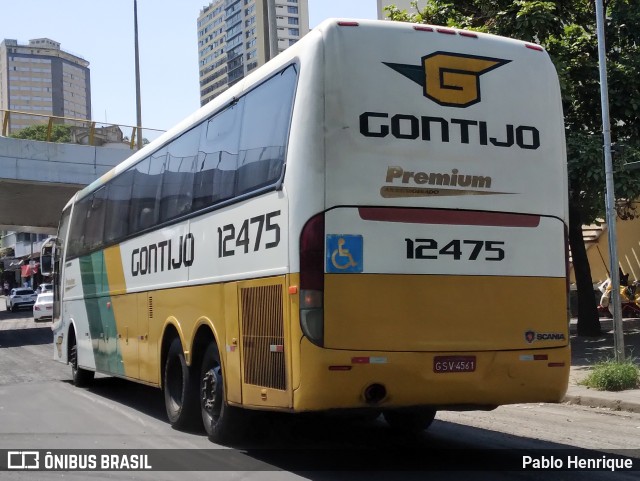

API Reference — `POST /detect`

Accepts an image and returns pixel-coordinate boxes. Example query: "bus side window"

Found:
[195,99,244,208]
[237,65,297,194]
[128,153,164,234]
[67,197,91,258]
[104,169,134,243]
[83,187,108,252]
[160,127,198,222]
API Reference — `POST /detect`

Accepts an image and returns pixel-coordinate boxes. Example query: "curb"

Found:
[569,317,640,334]
[563,392,640,414]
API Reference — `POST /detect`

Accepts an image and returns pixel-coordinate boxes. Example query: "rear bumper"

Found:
[293,338,570,411]
[12,301,35,308]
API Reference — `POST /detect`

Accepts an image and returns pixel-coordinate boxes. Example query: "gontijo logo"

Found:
[384,52,510,107]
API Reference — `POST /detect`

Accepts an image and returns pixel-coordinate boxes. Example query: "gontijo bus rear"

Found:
[46,19,569,442]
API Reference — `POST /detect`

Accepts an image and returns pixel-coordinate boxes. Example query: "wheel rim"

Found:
[201,365,222,422]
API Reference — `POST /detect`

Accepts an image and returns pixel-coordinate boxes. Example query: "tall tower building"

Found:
[0,38,91,133]
[197,0,309,106]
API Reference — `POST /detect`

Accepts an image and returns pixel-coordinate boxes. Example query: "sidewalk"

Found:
[565,317,640,413]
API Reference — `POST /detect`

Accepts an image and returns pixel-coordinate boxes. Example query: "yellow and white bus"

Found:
[44,19,569,443]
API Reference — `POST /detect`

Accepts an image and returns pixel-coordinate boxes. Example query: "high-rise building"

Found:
[0,38,91,133]
[377,0,424,19]
[197,0,309,106]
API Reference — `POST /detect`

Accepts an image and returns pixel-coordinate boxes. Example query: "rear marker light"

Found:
[413,26,434,32]
[338,21,359,27]
[520,354,549,361]
[548,362,566,368]
[458,31,478,38]
[288,286,298,295]
[328,366,352,371]
[526,43,544,51]
[351,357,388,364]
[436,28,456,35]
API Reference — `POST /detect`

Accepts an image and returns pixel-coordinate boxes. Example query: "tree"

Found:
[10,124,72,143]
[385,0,640,336]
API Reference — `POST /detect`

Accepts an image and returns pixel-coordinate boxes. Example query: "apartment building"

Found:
[0,38,91,133]
[197,0,309,106]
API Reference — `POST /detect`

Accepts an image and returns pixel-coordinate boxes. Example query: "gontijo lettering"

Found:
[131,234,194,276]
[360,112,540,150]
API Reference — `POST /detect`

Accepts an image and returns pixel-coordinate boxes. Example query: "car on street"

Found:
[6,288,37,312]
[33,292,54,321]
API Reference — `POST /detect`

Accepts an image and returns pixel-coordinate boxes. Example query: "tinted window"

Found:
[236,63,296,194]
[161,128,198,222]
[57,207,71,262]
[84,187,108,252]
[128,150,165,234]
[104,169,134,243]
[65,64,297,256]
[194,99,244,209]
[67,197,91,258]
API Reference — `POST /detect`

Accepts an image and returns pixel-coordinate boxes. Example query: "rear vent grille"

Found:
[148,296,153,319]
[241,285,285,390]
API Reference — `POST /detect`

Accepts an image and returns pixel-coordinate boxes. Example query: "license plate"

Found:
[433,356,476,373]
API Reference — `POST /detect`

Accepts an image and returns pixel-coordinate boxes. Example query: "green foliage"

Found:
[10,124,72,143]
[384,0,640,225]
[580,358,640,391]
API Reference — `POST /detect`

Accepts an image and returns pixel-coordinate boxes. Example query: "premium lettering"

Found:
[360,111,540,150]
[386,166,492,189]
[131,233,195,276]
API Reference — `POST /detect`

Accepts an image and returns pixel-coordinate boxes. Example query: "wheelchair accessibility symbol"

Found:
[326,235,363,273]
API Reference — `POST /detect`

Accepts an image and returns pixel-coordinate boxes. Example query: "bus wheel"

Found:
[163,337,199,430]
[383,408,436,434]
[69,332,94,387]
[200,343,247,444]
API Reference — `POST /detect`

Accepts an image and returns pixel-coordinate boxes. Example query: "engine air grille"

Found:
[241,285,285,390]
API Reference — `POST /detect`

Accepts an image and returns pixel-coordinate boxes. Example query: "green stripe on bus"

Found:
[79,251,124,375]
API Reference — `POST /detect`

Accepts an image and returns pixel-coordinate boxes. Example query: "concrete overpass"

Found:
[0,137,133,233]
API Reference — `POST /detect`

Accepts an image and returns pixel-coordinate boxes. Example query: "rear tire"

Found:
[383,408,436,434]
[163,337,200,430]
[69,333,94,387]
[200,343,248,444]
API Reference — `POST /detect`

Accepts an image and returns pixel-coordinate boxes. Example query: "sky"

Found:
[0,0,379,137]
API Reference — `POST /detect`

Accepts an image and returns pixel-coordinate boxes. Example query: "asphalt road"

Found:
[0,306,639,480]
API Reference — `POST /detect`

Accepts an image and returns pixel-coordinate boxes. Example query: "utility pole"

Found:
[595,0,625,361]
[134,0,143,150]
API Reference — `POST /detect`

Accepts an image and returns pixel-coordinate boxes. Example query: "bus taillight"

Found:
[300,213,325,346]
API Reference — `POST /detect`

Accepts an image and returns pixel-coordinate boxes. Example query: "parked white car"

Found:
[6,288,37,312]
[33,292,54,321]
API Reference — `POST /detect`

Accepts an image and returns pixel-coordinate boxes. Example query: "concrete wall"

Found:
[0,137,133,231]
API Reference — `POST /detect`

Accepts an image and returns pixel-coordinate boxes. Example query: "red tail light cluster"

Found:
[299,213,325,346]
